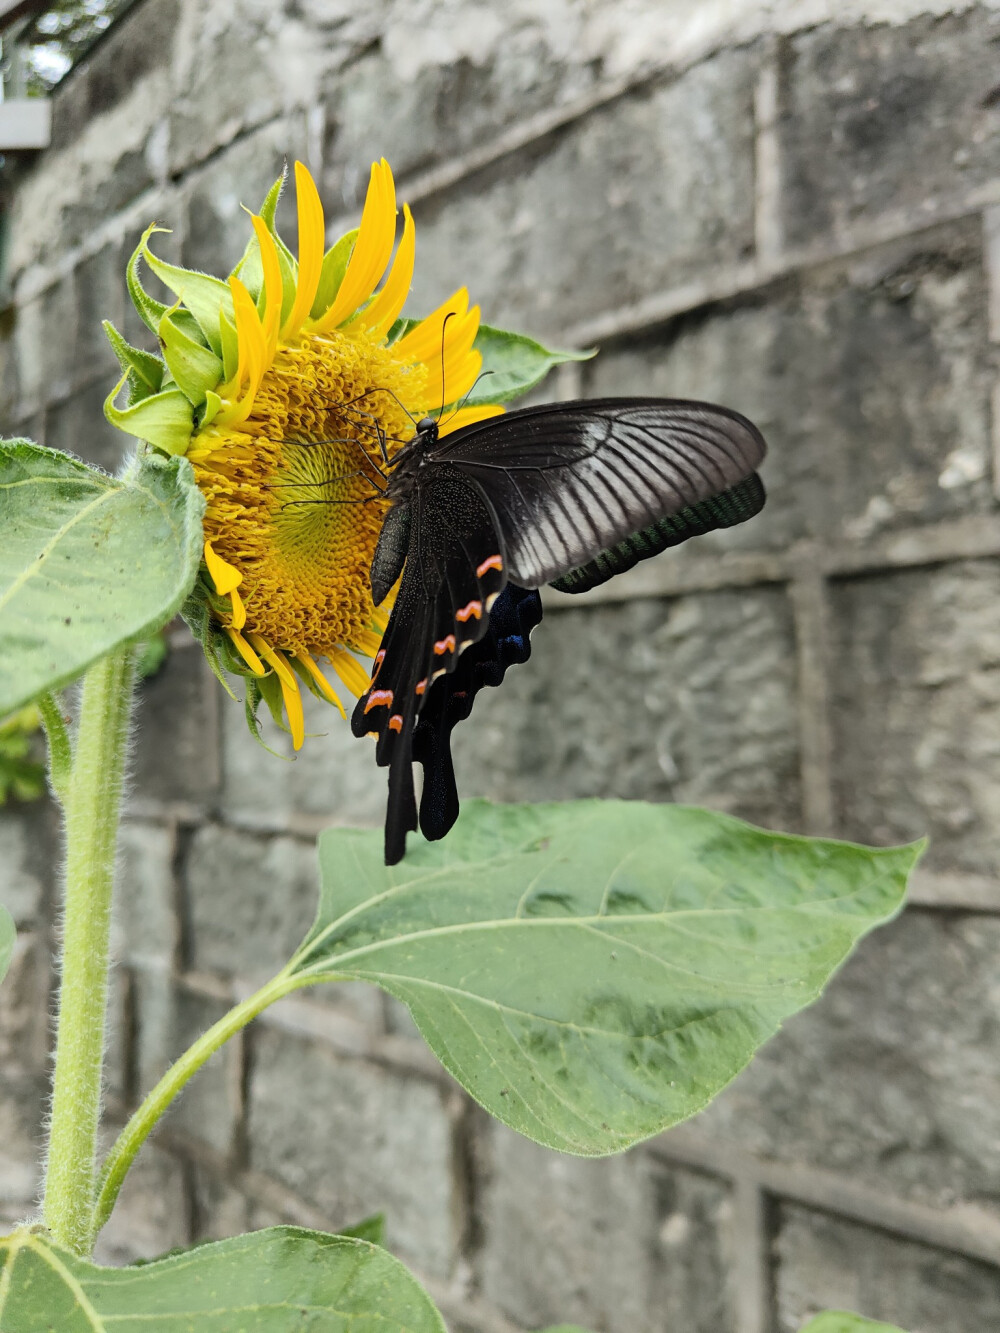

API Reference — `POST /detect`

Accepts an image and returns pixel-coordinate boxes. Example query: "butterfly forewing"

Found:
[430,398,766,588]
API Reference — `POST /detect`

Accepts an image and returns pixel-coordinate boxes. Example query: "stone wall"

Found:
[2,2,1000,1329]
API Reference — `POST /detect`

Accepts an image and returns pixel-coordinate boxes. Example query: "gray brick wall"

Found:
[2,3,1000,1329]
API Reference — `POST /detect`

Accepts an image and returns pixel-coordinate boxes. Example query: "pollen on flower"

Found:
[191,332,425,662]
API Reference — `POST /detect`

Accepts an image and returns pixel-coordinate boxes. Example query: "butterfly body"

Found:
[352,397,768,864]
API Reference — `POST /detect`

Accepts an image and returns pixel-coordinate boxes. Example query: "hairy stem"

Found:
[44,649,136,1255]
[92,969,312,1238]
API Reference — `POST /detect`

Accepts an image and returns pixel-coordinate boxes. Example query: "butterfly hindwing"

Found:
[351,466,508,864]
[430,398,766,588]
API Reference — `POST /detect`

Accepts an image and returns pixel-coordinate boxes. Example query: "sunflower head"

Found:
[105,159,586,751]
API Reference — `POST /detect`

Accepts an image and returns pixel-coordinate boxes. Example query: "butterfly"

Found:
[350,398,767,864]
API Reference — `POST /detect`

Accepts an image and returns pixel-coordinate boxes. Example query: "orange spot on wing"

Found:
[476,555,503,578]
[455,600,483,622]
[364,688,394,713]
[388,714,404,732]
[415,678,428,695]
[371,649,386,679]
[434,634,456,656]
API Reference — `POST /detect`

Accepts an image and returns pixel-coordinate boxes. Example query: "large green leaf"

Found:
[467,325,592,405]
[0,906,14,985]
[0,1226,445,1331]
[297,800,921,1155]
[801,1316,909,1333]
[0,442,205,715]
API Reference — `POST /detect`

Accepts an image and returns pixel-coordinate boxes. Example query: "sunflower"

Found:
[104,160,508,750]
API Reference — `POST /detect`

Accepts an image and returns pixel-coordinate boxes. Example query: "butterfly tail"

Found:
[385,736,419,865]
[412,584,544,843]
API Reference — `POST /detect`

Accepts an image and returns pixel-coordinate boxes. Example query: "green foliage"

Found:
[0,1226,446,1331]
[296,800,922,1155]
[467,325,593,404]
[801,1315,909,1332]
[0,706,45,805]
[0,442,205,716]
[0,906,14,986]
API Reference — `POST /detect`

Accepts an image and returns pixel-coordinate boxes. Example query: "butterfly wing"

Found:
[411,583,543,842]
[351,465,509,864]
[431,398,766,590]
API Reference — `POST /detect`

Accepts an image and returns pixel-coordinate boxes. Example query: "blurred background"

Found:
[1,1,999,1329]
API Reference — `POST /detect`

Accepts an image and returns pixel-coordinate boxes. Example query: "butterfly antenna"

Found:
[435,311,456,423]
[440,369,495,428]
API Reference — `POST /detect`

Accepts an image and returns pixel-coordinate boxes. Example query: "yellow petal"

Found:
[228,585,247,630]
[250,213,283,363]
[248,634,306,750]
[218,276,267,425]
[438,403,505,438]
[394,287,469,363]
[296,651,346,719]
[312,159,397,332]
[225,626,266,675]
[281,161,326,342]
[348,203,415,340]
[328,647,375,698]
[351,627,385,657]
[204,539,242,594]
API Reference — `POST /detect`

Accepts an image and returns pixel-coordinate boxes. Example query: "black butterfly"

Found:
[350,398,767,864]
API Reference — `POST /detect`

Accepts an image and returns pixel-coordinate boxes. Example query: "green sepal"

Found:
[139,233,232,358]
[180,588,241,702]
[311,227,359,320]
[468,325,594,405]
[219,306,239,384]
[158,309,224,407]
[200,390,224,429]
[127,224,171,336]
[102,320,164,405]
[336,1214,385,1245]
[104,376,195,456]
[256,668,287,731]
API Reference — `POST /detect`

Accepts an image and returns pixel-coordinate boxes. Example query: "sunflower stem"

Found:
[37,691,72,805]
[92,969,310,1238]
[44,648,136,1256]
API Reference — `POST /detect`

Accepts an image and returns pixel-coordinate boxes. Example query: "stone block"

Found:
[114,821,178,969]
[93,1143,191,1265]
[189,1161,252,1242]
[45,379,129,475]
[183,824,318,979]
[247,1026,455,1277]
[478,1122,735,1332]
[168,0,315,178]
[0,935,52,1223]
[779,12,1000,250]
[322,29,601,199]
[588,221,993,555]
[0,803,57,927]
[220,685,385,829]
[131,642,220,807]
[450,586,801,833]
[49,0,179,152]
[774,1203,1000,1333]
[73,243,126,390]
[830,560,1000,872]
[406,50,756,336]
[131,974,241,1158]
[692,908,1000,1216]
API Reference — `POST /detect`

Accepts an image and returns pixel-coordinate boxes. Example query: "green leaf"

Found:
[297,800,922,1156]
[467,325,593,406]
[0,443,205,716]
[801,1316,910,1333]
[0,1225,446,1331]
[0,906,14,984]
